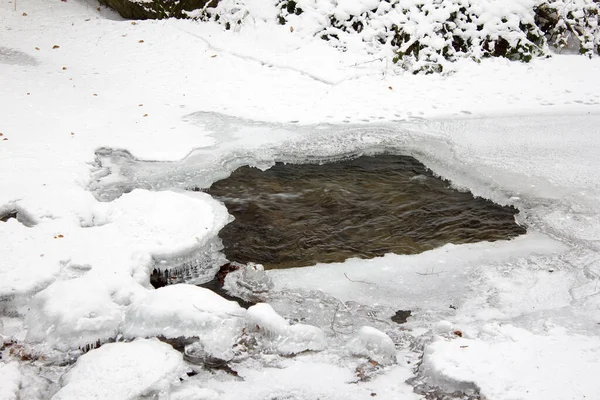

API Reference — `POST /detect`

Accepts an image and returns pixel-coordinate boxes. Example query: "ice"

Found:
[222,263,274,302]
[246,303,327,355]
[348,326,397,366]
[123,284,245,361]
[51,339,188,400]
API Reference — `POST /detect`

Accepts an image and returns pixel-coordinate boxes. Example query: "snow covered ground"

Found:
[1,0,600,399]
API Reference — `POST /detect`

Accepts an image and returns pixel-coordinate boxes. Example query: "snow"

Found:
[51,338,188,400]
[1,0,600,399]
[247,303,327,355]
[349,326,397,365]
[123,284,245,360]
[0,363,20,400]
[421,324,600,400]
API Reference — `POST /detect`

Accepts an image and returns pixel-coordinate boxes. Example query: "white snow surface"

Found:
[51,338,188,400]
[123,284,245,360]
[1,0,600,399]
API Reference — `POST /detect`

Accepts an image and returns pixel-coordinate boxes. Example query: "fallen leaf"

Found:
[290,26,294,32]
[138,39,144,43]
[62,66,67,70]
[131,21,137,25]
[3,138,7,141]
[138,103,143,106]
[70,132,75,136]
[40,254,44,257]
[57,234,64,238]
[453,330,463,337]
[211,54,217,58]
[0,133,3,136]
[143,113,148,117]
[97,7,101,11]
[35,47,40,50]
[93,93,97,96]
[369,360,378,366]
[388,86,393,90]
[460,345,469,348]
[22,12,28,16]
[85,18,90,22]
[52,45,60,49]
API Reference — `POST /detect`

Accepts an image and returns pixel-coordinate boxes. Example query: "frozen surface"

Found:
[1,0,600,399]
[52,339,187,400]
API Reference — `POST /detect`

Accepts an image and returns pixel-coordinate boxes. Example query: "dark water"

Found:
[206,155,525,269]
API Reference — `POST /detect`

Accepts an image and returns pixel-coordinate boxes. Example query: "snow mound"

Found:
[52,339,187,400]
[123,284,245,361]
[420,324,600,400]
[349,326,397,366]
[0,362,21,400]
[25,277,123,351]
[247,303,326,355]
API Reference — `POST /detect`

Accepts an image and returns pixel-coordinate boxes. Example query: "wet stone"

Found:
[391,310,412,324]
[206,154,526,269]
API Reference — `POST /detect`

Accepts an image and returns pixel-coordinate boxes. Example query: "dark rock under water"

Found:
[206,154,526,269]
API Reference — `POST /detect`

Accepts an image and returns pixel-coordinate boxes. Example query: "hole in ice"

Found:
[205,154,526,269]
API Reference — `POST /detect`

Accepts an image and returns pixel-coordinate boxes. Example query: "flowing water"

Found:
[207,154,526,269]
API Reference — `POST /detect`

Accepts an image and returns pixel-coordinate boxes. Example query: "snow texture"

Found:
[51,339,188,400]
[349,326,397,366]
[123,284,245,360]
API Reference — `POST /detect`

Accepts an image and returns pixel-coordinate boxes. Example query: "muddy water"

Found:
[207,155,525,269]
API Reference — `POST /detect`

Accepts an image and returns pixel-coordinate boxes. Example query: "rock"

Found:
[391,310,412,324]
[99,0,220,20]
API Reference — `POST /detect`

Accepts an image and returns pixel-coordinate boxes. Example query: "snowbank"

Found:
[52,339,187,400]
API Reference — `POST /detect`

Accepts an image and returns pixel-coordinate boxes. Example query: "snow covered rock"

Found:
[123,284,245,361]
[52,339,187,400]
[246,303,326,355]
[349,326,397,366]
[25,277,124,351]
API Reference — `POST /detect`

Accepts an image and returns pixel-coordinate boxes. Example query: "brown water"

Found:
[207,155,525,269]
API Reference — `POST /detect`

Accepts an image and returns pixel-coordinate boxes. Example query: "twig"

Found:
[343,272,375,285]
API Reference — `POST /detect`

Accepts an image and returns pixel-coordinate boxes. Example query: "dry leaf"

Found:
[97,7,101,11]
[290,26,294,32]
[26,92,30,95]
[211,54,217,58]
[52,45,60,49]
[35,47,40,50]
[453,330,463,337]
[0,133,3,136]
[62,66,67,70]
[85,18,90,21]
[70,132,75,136]
[368,360,378,366]
[22,12,28,16]
[388,86,393,90]
[93,93,98,96]
[131,21,137,25]
[138,103,143,106]
[460,345,469,348]
[143,113,148,117]
[3,138,7,141]
[57,234,64,238]
[138,40,144,43]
